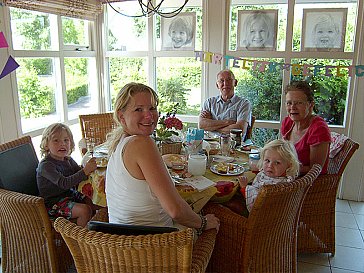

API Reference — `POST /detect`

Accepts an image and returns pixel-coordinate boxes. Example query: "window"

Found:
[105,1,203,117]
[9,8,99,134]
[228,1,358,130]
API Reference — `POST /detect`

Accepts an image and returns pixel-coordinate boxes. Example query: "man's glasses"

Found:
[217,78,234,84]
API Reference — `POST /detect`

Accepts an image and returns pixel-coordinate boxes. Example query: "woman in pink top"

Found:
[281,81,331,174]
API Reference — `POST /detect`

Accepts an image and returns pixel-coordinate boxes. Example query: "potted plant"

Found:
[155,103,183,155]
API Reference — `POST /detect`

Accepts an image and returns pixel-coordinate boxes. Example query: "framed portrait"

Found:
[237,9,278,51]
[301,8,347,52]
[161,12,196,51]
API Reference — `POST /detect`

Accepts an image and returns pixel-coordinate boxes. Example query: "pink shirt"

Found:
[281,116,331,174]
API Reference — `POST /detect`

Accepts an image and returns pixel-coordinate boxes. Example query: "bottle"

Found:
[220,134,231,157]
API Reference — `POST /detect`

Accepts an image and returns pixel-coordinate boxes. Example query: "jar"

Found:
[220,134,231,156]
[188,154,207,176]
[230,129,242,148]
[249,153,260,172]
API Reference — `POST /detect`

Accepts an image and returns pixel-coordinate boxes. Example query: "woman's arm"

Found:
[300,142,330,173]
[123,136,219,230]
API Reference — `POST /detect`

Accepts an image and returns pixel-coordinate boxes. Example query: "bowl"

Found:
[210,181,239,203]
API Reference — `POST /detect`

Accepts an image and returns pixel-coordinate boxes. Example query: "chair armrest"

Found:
[191,228,217,273]
[203,202,248,272]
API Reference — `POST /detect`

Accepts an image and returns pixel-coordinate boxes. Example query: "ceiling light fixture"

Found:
[105,0,190,18]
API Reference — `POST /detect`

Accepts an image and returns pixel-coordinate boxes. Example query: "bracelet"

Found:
[196,214,207,236]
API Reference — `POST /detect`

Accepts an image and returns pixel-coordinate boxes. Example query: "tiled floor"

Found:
[298,199,364,273]
[1,199,363,273]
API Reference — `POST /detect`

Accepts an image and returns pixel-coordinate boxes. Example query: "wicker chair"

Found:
[0,136,73,273]
[54,207,217,273]
[79,112,115,147]
[204,164,322,273]
[298,136,359,255]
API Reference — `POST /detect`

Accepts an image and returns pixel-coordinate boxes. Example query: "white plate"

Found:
[210,164,245,176]
[211,155,234,163]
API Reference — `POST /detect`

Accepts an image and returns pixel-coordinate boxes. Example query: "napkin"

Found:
[183,176,215,191]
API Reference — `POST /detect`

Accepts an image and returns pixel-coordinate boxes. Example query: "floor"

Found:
[297,199,364,273]
[1,199,364,273]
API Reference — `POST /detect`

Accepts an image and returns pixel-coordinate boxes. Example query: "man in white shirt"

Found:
[199,69,252,138]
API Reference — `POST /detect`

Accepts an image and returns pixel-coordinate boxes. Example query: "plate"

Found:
[162,154,186,168]
[211,155,234,163]
[210,163,245,176]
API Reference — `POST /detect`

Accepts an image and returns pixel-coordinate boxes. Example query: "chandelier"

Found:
[105,0,190,18]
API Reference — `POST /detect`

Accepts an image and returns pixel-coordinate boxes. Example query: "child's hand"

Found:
[83,157,97,176]
[237,175,248,188]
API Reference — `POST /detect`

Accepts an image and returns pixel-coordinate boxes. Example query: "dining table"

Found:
[77,143,257,212]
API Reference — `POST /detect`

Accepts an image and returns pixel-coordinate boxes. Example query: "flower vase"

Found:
[159,141,182,155]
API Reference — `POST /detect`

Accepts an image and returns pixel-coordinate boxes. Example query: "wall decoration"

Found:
[237,9,278,51]
[194,51,364,78]
[302,8,347,52]
[0,32,19,80]
[161,12,196,51]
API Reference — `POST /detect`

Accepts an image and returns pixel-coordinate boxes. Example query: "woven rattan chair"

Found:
[79,112,115,147]
[54,207,217,273]
[0,136,73,273]
[298,136,359,255]
[204,164,322,273]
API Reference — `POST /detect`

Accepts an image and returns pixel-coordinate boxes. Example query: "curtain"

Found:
[2,0,103,20]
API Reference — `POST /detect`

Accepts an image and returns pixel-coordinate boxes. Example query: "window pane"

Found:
[106,2,148,51]
[108,57,148,105]
[62,17,89,47]
[10,8,57,50]
[65,58,98,120]
[291,59,350,126]
[156,57,201,116]
[231,58,283,122]
[16,58,59,133]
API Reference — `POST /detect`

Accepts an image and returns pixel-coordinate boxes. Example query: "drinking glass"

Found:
[188,154,207,176]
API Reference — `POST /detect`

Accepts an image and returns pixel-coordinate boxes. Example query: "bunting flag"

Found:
[195,51,364,78]
[0,55,20,80]
[0,32,20,80]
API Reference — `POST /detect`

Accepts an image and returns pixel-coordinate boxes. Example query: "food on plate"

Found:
[214,181,235,197]
[215,162,236,174]
[216,163,228,174]
[162,154,186,168]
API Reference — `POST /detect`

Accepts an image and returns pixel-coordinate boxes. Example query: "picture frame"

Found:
[237,9,278,51]
[161,12,196,51]
[301,8,347,52]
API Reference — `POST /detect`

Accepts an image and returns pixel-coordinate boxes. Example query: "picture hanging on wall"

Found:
[237,9,278,51]
[301,8,347,52]
[161,12,196,51]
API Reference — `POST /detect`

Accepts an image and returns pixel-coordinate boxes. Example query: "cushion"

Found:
[88,221,178,236]
[0,143,39,196]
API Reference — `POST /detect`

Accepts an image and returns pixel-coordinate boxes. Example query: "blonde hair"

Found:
[106,82,159,155]
[40,123,75,158]
[257,139,300,178]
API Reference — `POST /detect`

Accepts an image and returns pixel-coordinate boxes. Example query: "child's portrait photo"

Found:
[302,8,347,52]
[237,9,278,51]
[161,12,196,51]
